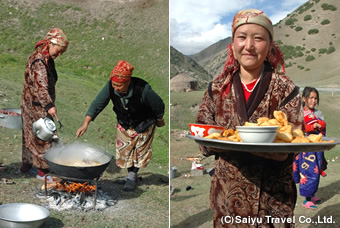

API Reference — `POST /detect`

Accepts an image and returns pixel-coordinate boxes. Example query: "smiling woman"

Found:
[233,24,271,79]
[195,9,304,228]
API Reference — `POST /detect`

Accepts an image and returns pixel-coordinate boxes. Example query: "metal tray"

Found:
[187,134,340,153]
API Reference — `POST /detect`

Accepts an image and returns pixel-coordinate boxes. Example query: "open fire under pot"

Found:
[36,143,116,211]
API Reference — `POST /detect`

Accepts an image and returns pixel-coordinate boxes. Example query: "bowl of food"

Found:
[189,123,225,138]
[236,126,279,143]
[0,203,50,228]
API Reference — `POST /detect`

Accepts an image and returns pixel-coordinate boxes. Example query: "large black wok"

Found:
[44,143,113,180]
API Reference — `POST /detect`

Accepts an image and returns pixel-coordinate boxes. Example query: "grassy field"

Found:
[170,90,340,228]
[0,0,169,227]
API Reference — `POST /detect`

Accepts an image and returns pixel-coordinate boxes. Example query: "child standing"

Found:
[293,87,328,209]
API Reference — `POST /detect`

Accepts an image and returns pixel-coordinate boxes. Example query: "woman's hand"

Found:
[35,137,49,145]
[156,118,165,127]
[76,125,88,138]
[313,122,322,130]
[48,107,57,117]
[76,116,92,138]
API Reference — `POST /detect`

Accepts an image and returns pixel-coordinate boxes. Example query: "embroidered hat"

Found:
[110,60,134,83]
[217,9,286,97]
[232,9,273,40]
[223,8,284,76]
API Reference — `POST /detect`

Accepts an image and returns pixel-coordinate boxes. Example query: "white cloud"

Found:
[269,10,292,24]
[172,23,230,55]
[170,0,254,55]
[170,0,309,55]
[266,0,308,24]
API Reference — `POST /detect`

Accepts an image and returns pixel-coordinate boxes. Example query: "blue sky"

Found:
[170,0,308,55]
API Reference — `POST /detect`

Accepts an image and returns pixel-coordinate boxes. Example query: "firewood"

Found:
[41,182,57,190]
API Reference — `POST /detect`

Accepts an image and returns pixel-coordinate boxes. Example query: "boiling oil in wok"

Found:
[46,142,108,167]
[63,160,102,167]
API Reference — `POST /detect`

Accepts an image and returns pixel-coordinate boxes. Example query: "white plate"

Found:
[187,135,340,153]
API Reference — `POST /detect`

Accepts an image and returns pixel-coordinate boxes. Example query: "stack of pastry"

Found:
[204,111,334,143]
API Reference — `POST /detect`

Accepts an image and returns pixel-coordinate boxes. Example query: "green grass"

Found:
[285,18,298,26]
[170,91,205,130]
[317,92,340,160]
[321,3,337,11]
[278,44,306,60]
[171,90,340,161]
[308,28,319,35]
[170,90,340,227]
[0,0,169,166]
[0,0,169,227]
[297,1,314,14]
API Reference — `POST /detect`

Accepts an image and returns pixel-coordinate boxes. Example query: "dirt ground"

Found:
[170,130,340,228]
[0,127,169,227]
[0,161,169,227]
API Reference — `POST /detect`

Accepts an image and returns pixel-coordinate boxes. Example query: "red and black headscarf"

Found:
[34,28,68,65]
[219,9,285,95]
[110,60,134,83]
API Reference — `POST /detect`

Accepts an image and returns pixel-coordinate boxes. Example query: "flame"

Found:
[55,182,96,194]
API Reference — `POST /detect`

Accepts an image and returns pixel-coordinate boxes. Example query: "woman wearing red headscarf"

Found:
[196,9,304,227]
[76,60,165,191]
[20,28,68,182]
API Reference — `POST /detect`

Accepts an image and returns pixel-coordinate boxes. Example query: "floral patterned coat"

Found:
[196,62,304,228]
[21,48,57,169]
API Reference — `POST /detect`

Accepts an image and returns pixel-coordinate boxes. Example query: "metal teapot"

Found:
[32,117,57,142]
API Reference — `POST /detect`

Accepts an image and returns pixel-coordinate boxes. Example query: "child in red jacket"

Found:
[293,87,328,209]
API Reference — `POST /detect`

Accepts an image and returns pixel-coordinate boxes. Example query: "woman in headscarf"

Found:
[20,28,68,182]
[196,9,304,227]
[76,60,165,191]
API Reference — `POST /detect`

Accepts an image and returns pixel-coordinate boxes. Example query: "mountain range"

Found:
[170,0,340,88]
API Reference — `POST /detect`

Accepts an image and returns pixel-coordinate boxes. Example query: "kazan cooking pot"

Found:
[44,143,113,180]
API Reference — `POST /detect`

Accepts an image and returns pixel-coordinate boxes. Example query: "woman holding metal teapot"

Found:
[20,28,68,182]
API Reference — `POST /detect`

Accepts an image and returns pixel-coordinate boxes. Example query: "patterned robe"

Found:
[196,63,304,228]
[21,48,57,169]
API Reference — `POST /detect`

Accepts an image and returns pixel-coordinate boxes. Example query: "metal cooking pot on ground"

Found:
[44,143,113,180]
[0,203,50,228]
[0,108,22,130]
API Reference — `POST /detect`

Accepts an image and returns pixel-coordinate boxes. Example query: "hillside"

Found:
[174,0,340,87]
[170,46,211,87]
[0,0,169,151]
[190,37,232,79]
[169,1,340,226]
[0,0,169,226]
[274,0,340,87]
